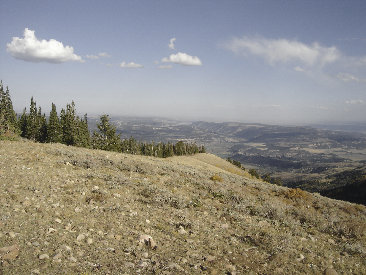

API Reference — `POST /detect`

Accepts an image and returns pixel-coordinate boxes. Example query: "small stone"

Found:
[222,224,229,229]
[31,269,40,274]
[139,261,148,268]
[125,262,135,268]
[328,239,335,245]
[8,232,16,238]
[47,228,56,234]
[75,207,82,213]
[53,253,62,261]
[297,254,305,261]
[55,218,62,224]
[206,255,216,262]
[63,245,72,251]
[178,226,187,234]
[87,238,93,245]
[77,234,86,242]
[168,263,183,270]
[324,268,338,275]
[69,256,77,262]
[0,244,20,260]
[39,254,49,260]
[139,234,157,250]
[146,219,151,224]
[142,252,149,258]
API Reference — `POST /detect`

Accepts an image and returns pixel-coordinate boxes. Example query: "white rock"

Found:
[178,226,187,234]
[77,234,86,242]
[55,218,62,224]
[39,254,49,260]
[297,254,305,261]
[87,238,93,245]
[47,228,56,234]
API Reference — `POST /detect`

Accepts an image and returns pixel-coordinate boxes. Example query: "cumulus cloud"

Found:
[169,38,176,50]
[6,28,82,63]
[225,36,340,66]
[86,52,111,60]
[162,52,202,66]
[120,61,143,68]
[345,99,364,105]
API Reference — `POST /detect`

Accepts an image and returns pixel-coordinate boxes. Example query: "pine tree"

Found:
[60,102,77,145]
[74,114,90,148]
[35,107,47,142]
[46,103,62,143]
[92,114,121,151]
[0,82,18,136]
[24,97,38,140]
[18,108,28,137]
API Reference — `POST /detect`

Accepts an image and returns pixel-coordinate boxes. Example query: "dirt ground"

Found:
[1,139,365,274]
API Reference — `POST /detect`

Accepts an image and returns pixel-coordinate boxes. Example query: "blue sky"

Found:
[1,0,366,124]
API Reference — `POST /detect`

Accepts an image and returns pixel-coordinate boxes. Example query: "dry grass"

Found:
[210,174,223,182]
[0,139,365,275]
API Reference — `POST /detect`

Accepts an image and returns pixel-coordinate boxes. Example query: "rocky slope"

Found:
[0,139,365,274]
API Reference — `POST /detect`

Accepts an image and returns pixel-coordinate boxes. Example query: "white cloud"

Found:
[158,65,173,69]
[162,52,202,66]
[86,54,99,60]
[98,52,111,58]
[6,28,82,63]
[120,61,143,68]
[169,38,176,50]
[345,99,364,105]
[294,66,305,72]
[337,72,366,83]
[86,52,111,60]
[225,36,340,66]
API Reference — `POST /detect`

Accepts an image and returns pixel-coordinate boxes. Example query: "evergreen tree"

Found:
[0,82,18,135]
[74,114,90,148]
[92,114,121,151]
[35,107,47,142]
[18,108,28,137]
[24,97,38,140]
[46,103,62,143]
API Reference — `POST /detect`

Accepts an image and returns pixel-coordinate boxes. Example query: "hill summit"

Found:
[0,139,365,274]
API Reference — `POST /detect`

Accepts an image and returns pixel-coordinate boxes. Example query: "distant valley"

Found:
[89,116,366,204]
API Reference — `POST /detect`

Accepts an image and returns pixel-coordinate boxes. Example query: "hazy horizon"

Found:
[1,0,366,125]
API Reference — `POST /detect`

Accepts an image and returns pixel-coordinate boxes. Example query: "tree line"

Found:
[0,81,206,157]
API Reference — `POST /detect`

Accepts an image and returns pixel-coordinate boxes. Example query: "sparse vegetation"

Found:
[249,168,260,179]
[210,174,223,182]
[1,139,365,274]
